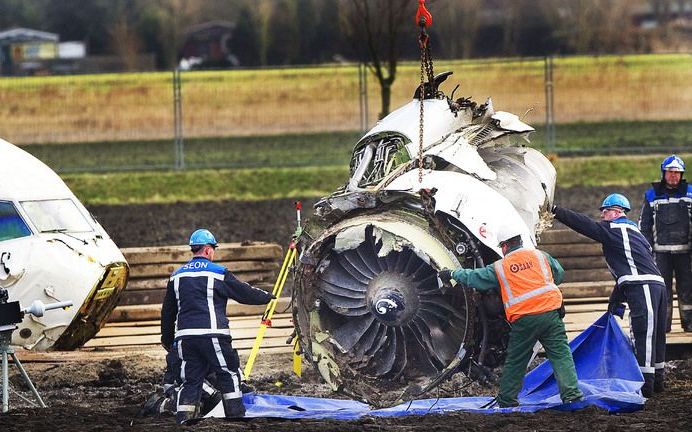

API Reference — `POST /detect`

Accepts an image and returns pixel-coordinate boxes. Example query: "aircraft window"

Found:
[21,199,93,233]
[0,201,32,242]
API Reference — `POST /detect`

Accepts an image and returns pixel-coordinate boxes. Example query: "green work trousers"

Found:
[497,310,583,407]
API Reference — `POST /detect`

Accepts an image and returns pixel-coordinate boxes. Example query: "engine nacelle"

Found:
[293,75,555,406]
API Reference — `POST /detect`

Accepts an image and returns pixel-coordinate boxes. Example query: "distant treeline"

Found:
[0,0,689,69]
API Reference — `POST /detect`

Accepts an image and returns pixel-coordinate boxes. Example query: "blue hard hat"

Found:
[661,155,685,174]
[599,193,631,212]
[189,229,218,247]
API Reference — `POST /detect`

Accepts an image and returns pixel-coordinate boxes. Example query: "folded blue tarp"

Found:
[206,313,644,420]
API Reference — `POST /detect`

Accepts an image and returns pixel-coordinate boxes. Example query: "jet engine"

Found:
[293,72,556,406]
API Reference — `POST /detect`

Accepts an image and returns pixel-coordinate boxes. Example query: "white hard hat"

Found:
[496,225,522,246]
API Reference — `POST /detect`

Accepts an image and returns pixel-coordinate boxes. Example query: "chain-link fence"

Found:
[1,54,691,172]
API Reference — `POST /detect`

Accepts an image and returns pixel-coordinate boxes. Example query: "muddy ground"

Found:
[4,182,692,431]
[90,183,650,248]
[3,354,691,431]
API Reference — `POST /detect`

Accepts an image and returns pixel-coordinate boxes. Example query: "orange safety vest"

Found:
[493,248,563,323]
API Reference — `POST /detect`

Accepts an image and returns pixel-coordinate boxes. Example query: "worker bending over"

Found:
[439,226,583,408]
[553,194,666,397]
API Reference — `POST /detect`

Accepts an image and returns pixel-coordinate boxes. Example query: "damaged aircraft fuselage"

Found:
[0,139,129,350]
[293,72,556,406]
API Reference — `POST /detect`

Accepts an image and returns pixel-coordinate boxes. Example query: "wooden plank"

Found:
[95,316,294,338]
[125,277,275,291]
[107,296,292,322]
[83,328,294,348]
[557,256,608,270]
[122,242,282,265]
[538,229,594,245]
[540,243,603,258]
[562,268,613,283]
[119,283,277,306]
[130,260,279,278]
[561,282,612,299]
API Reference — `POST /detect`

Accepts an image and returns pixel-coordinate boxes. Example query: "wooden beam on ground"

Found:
[107,297,292,322]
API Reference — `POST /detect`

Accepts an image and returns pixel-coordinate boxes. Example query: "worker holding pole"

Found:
[160,229,274,424]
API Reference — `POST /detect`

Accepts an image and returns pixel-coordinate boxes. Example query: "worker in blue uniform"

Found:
[160,228,274,424]
[552,194,666,397]
[639,155,692,332]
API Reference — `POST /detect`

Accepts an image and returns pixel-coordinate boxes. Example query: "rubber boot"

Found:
[200,390,222,417]
[222,397,246,419]
[654,369,666,393]
[176,409,200,425]
[240,381,255,394]
[641,373,655,398]
[175,403,200,425]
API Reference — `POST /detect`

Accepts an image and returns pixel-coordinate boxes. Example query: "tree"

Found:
[341,0,415,119]
[232,3,261,66]
[434,0,482,59]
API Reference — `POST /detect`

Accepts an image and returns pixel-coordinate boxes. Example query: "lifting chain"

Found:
[416,1,434,184]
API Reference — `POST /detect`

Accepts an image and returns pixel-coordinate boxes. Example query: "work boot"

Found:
[222,397,246,418]
[240,382,256,394]
[140,391,166,416]
[175,409,200,425]
[641,373,655,398]
[654,369,666,393]
[200,390,222,417]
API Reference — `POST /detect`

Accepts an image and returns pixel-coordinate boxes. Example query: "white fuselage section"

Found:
[0,138,128,350]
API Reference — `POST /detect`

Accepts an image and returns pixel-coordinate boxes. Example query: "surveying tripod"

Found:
[0,326,46,413]
[0,289,72,413]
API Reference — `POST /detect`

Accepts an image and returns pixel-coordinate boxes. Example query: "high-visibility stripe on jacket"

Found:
[494,249,563,323]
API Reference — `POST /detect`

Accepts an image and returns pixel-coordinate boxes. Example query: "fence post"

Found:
[359,63,369,133]
[173,68,185,170]
[544,56,556,154]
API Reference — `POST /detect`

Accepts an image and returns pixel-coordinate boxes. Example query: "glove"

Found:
[438,269,453,285]
[550,204,558,214]
[608,302,626,319]
[293,226,303,239]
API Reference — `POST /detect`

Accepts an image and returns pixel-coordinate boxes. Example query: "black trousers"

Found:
[176,337,242,416]
[656,252,692,330]
[621,282,667,377]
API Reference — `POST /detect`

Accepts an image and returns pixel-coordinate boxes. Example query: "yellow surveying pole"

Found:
[244,202,302,378]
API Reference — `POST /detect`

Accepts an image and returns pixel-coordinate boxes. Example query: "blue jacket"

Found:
[553,206,663,288]
[160,256,273,347]
[640,180,692,252]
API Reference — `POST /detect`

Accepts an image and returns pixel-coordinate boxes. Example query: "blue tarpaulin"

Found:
[206,313,644,420]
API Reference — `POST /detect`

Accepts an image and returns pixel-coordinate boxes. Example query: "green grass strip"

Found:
[63,153,692,206]
[64,166,350,205]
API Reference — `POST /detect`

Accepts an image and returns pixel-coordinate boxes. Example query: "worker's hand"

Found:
[293,226,303,239]
[608,302,626,319]
[550,204,558,214]
[437,269,453,285]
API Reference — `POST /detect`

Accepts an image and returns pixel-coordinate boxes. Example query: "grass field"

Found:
[18,119,692,173]
[2,53,691,146]
[62,153,692,205]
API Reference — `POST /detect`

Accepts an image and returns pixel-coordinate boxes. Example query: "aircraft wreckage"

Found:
[0,138,129,350]
[292,72,556,406]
